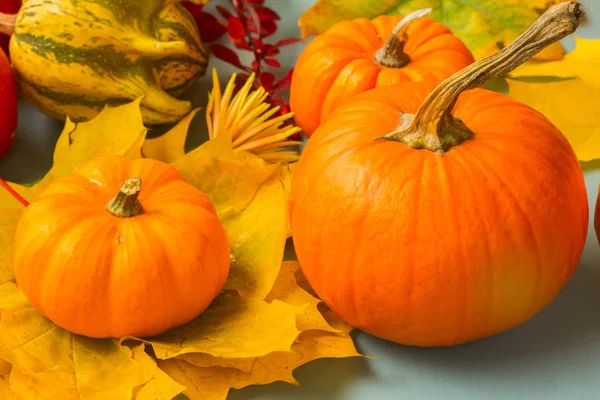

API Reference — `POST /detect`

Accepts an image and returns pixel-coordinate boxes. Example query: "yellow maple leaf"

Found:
[172,134,291,298]
[507,37,600,162]
[0,99,148,209]
[125,294,302,360]
[179,353,255,372]
[158,261,360,399]
[221,164,292,297]
[158,330,360,400]
[130,345,186,400]
[40,99,147,186]
[297,0,565,60]
[0,283,158,400]
[157,359,232,400]
[0,210,20,285]
[142,109,200,163]
[173,134,279,220]
[0,184,35,209]
[0,359,15,400]
[266,261,344,332]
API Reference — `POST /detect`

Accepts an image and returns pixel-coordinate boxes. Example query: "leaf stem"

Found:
[382,1,584,153]
[0,177,29,207]
[374,8,432,68]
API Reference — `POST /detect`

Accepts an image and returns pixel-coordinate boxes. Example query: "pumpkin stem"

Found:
[382,1,583,153]
[0,12,16,36]
[374,8,432,69]
[105,178,143,218]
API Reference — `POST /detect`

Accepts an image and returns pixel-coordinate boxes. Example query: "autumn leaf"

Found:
[158,330,360,400]
[157,359,232,400]
[173,133,278,219]
[180,353,256,372]
[130,345,186,400]
[266,261,344,332]
[507,37,600,162]
[0,284,158,400]
[221,163,292,297]
[125,294,302,360]
[298,0,564,60]
[159,261,359,399]
[142,109,200,163]
[0,359,16,400]
[0,185,34,209]
[0,210,20,285]
[36,98,147,192]
[172,134,289,298]
[0,99,148,210]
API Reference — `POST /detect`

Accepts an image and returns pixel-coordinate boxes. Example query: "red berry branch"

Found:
[183,0,302,139]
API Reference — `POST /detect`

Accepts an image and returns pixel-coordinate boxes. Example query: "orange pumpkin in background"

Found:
[289,9,475,137]
[289,2,588,346]
[14,155,231,339]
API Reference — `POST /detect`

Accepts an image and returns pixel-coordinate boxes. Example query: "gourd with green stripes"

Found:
[10,0,208,125]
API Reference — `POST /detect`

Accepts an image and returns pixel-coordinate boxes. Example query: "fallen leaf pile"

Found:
[298,0,565,60]
[0,98,360,399]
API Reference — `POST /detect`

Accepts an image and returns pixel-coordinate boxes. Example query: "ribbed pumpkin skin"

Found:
[14,155,230,339]
[289,83,589,347]
[289,16,474,136]
[10,0,208,125]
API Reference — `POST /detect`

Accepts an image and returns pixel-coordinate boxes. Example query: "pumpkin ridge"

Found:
[464,147,546,321]
[431,156,468,344]
[449,150,497,337]
[321,58,381,120]
[31,210,113,318]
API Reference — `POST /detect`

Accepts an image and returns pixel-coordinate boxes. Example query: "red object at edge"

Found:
[0,46,18,160]
[0,0,21,55]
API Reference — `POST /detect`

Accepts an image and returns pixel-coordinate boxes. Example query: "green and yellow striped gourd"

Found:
[10,0,208,125]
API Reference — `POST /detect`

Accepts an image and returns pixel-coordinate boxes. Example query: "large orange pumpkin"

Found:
[14,155,230,338]
[289,10,474,137]
[289,2,587,346]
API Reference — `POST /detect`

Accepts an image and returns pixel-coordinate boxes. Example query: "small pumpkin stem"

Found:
[0,12,16,36]
[374,8,432,68]
[105,178,143,218]
[382,1,584,153]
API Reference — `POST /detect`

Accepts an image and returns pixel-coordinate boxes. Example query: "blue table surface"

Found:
[2,1,600,399]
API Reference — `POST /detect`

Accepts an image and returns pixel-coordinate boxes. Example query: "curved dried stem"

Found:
[374,8,432,68]
[383,1,584,153]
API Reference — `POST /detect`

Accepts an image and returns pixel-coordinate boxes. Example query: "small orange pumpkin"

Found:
[14,155,230,338]
[289,9,475,137]
[289,3,587,346]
